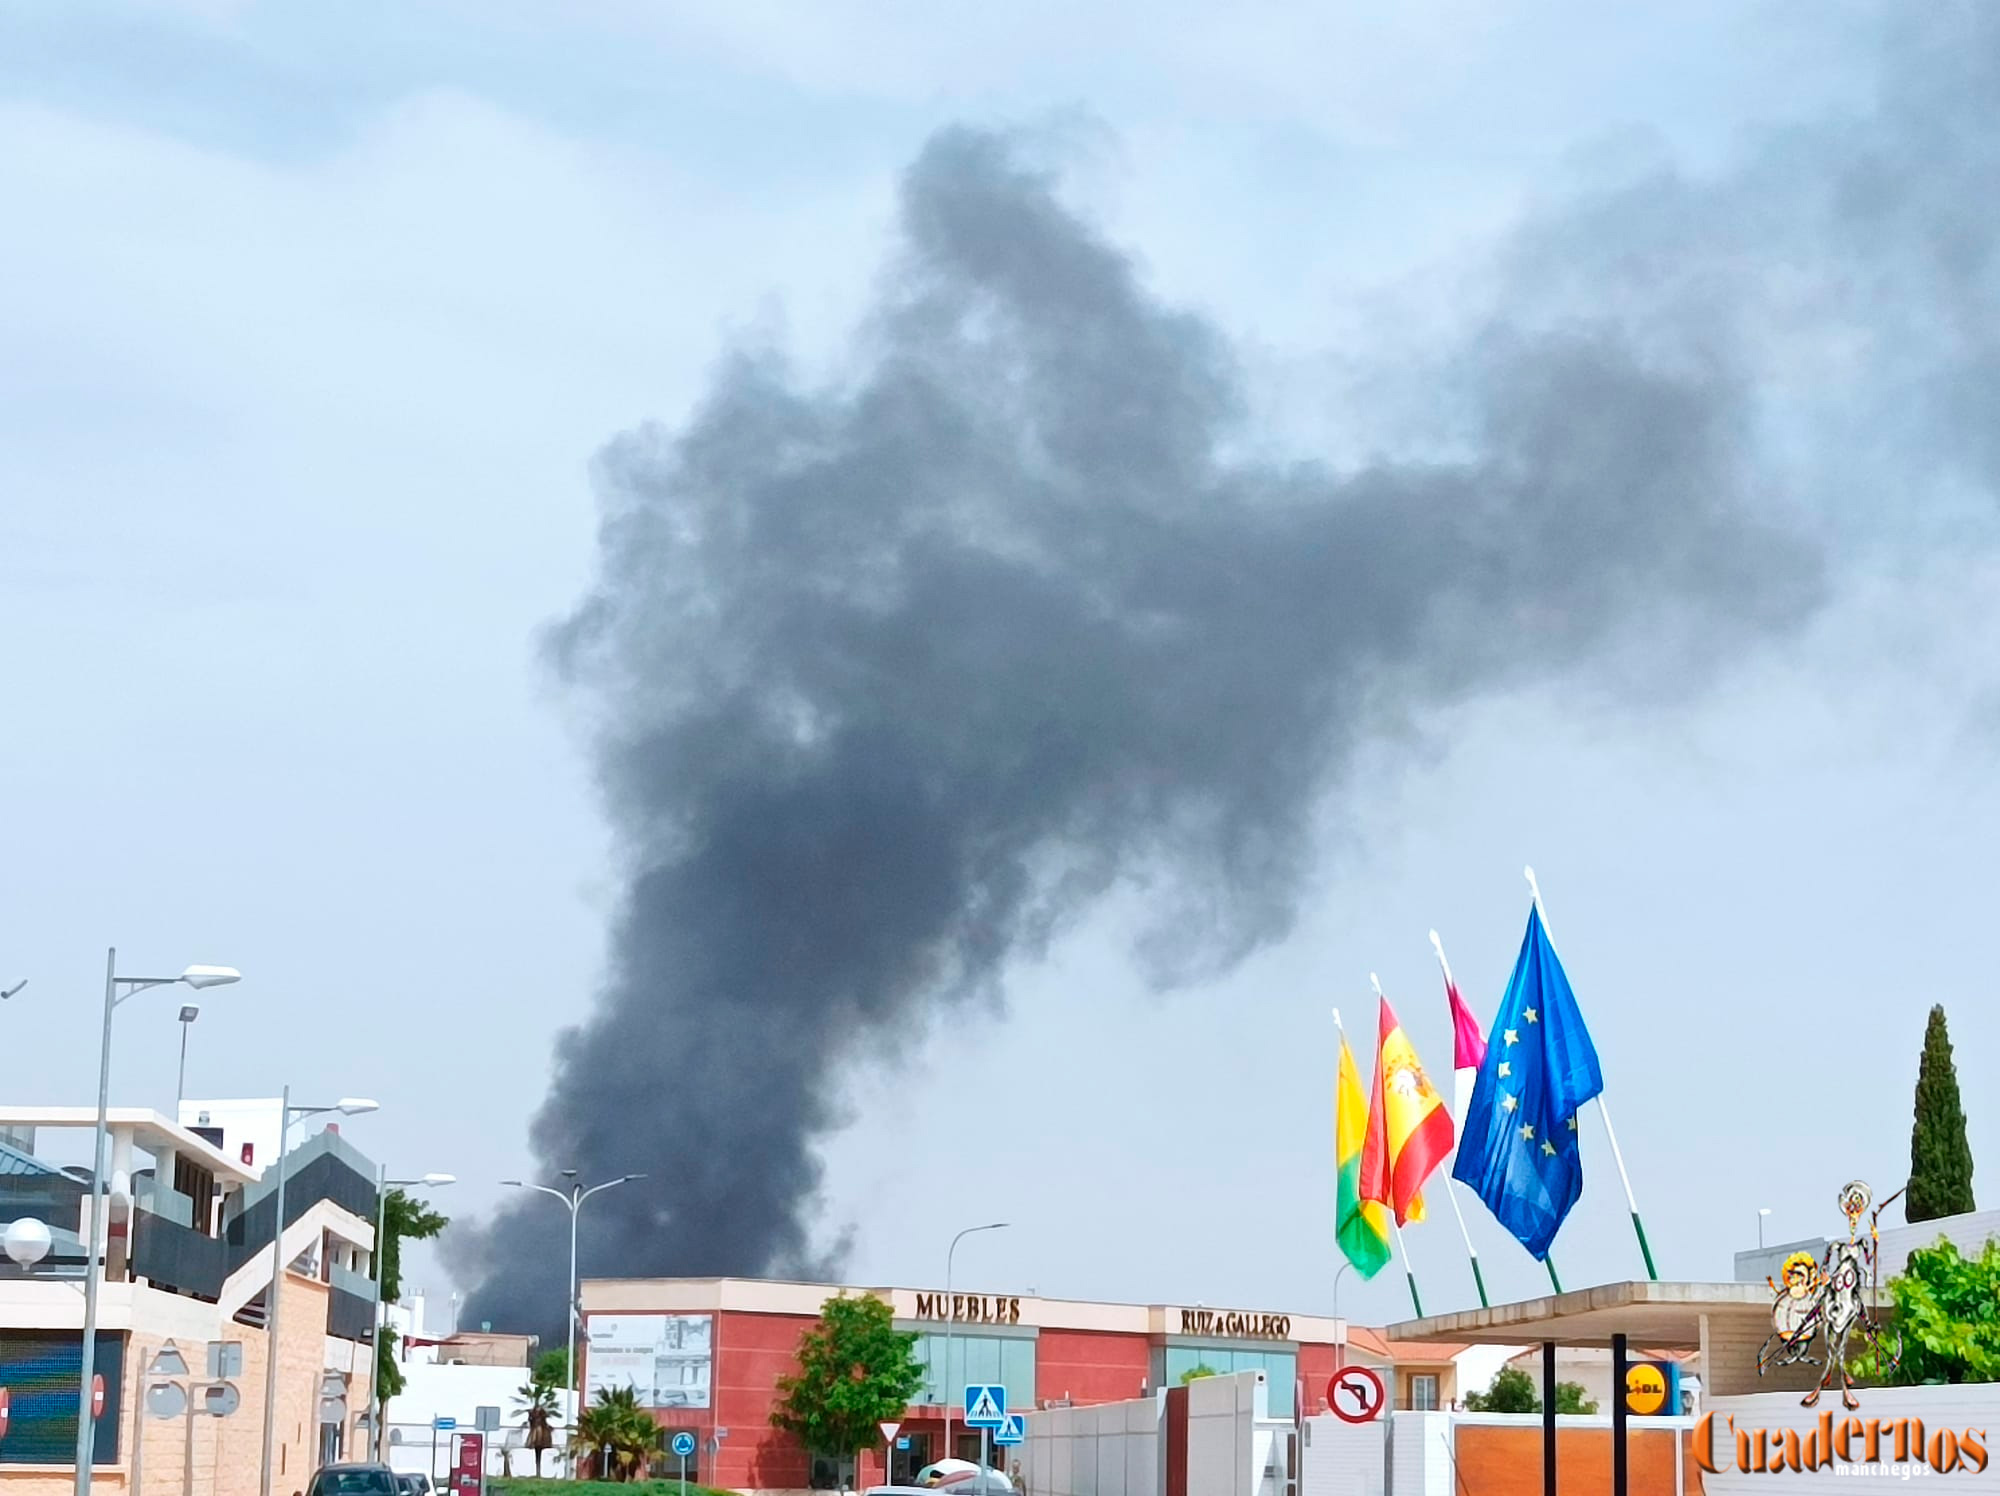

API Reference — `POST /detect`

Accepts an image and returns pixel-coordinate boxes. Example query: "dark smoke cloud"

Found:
[455,5,1998,1335]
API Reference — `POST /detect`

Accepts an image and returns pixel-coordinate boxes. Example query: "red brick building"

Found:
[578,1277,1348,1494]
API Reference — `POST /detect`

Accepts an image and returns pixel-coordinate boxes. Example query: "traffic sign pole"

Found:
[669,1429,696,1493]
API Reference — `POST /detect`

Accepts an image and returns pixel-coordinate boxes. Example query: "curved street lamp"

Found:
[502,1172,645,1474]
[258,1092,379,1496]
[370,1172,455,1459]
[941,1221,1009,1461]
[75,952,240,1496]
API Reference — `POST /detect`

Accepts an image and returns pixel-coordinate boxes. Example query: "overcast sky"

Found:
[4,0,1996,1337]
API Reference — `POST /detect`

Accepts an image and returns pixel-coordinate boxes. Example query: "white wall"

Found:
[384,1360,577,1476]
[1185,1370,1273,1496]
[1299,1413,1384,1496]
[1736,1207,2000,1287]
[1021,1391,1161,1496]
[1700,1385,2000,1492]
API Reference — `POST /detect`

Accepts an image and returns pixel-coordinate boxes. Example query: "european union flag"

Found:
[1450,903,1604,1259]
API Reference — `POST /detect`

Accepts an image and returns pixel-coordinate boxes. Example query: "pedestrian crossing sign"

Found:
[964,1384,1007,1428]
[994,1413,1026,1446]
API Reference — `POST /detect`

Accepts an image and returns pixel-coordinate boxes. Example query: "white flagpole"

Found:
[1390,1220,1425,1320]
[1426,930,1490,1309]
[1523,865,1659,1281]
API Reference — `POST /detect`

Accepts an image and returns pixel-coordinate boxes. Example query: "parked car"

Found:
[910,1463,1016,1493]
[305,1465,400,1496]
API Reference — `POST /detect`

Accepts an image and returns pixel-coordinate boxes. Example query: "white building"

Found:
[378,1292,577,1478]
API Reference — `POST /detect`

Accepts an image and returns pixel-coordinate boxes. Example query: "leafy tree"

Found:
[770,1294,924,1482]
[1462,1366,1595,1414]
[1553,1382,1598,1414]
[1908,1005,1976,1222]
[515,1374,562,1477]
[1464,1365,1538,1412]
[1864,1238,2000,1385]
[374,1187,449,1435]
[534,1347,573,1389]
[1179,1365,1218,1384]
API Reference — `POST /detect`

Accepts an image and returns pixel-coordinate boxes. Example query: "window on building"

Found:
[1409,1374,1439,1411]
[1161,1347,1297,1416]
[912,1332,1036,1409]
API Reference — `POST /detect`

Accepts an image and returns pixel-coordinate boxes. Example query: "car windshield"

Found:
[309,1472,398,1496]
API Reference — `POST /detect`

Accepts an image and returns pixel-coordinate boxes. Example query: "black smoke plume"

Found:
[456,4,1999,1336]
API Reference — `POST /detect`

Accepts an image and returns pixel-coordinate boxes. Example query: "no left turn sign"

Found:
[1327,1365,1385,1424]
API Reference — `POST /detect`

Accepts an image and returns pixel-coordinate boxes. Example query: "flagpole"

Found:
[1524,866,1660,1282]
[1543,1254,1563,1294]
[1391,1221,1424,1319]
[1427,930,1491,1310]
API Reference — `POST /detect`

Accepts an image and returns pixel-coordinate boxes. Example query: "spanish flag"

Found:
[1361,995,1455,1228]
[1335,1027,1392,1277]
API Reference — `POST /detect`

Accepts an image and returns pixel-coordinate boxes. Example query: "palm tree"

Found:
[513,1374,561,1477]
[573,1387,663,1482]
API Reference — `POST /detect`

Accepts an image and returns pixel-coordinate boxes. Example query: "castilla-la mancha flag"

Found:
[1360,995,1456,1227]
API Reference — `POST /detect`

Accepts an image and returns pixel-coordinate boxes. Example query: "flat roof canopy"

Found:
[0,1106,259,1183]
[1383,1281,1781,1350]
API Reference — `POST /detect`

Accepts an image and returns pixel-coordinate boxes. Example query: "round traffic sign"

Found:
[90,1375,104,1420]
[203,1383,240,1419]
[671,1431,697,1458]
[1327,1365,1385,1424]
[146,1382,188,1420]
[0,1384,12,1440]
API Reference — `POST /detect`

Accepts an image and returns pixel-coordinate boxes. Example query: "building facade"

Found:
[578,1277,1354,1494]
[0,1106,381,1495]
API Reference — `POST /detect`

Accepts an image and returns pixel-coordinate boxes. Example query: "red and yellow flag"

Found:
[1359,995,1456,1227]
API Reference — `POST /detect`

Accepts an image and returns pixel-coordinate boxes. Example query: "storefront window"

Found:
[1162,1346,1297,1416]
[912,1332,1036,1409]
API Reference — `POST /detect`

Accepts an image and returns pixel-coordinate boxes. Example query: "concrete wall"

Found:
[383,1361,578,1477]
[1734,1208,2000,1289]
[1699,1384,2000,1491]
[1299,1413,1384,1496]
[1700,1308,1817,1399]
[1021,1391,1162,1496]
[1184,1370,1272,1496]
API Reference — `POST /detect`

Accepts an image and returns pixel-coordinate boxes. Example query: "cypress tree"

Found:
[1907,1004,1976,1223]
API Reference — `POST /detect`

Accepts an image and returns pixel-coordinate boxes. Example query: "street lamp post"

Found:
[501,1171,645,1475]
[1331,1262,1354,1377]
[371,1170,455,1461]
[941,1222,1008,1465]
[259,1093,379,1496]
[73,951,239,1496]
[1758,1207,1772,1250]
[175,1005,200,1112]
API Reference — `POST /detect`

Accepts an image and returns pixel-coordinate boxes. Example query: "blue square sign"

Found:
[964,1384,1007,1428]
[994,1413,1026,1446]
